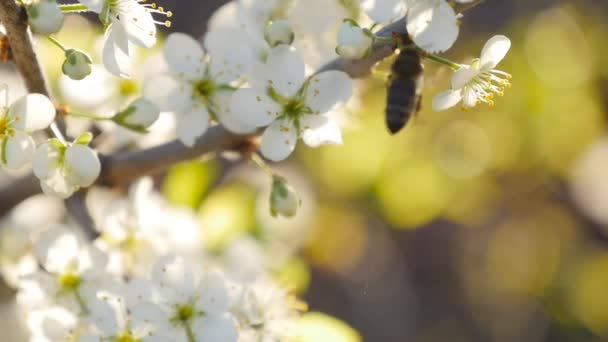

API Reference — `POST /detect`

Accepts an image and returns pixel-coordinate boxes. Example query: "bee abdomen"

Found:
[385,49,424,134]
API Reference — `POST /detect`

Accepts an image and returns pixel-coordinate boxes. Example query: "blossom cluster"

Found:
[2,178,300,341]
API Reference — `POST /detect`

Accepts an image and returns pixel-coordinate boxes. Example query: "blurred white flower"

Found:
[433,35,512,111]
[32,137,101,198]
[0,90,56,170]
[130,255,238,342]
[26,306,82,342]
[62,49,93,81]
[230,45,352,161]
[112,97,160,132]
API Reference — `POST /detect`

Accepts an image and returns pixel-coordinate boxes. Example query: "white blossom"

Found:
[145,32,256,146]
[32,137,101,198]
[264,19,295,47]
[62,49,93,81]
[112,97,160,132]
[77,0,172,77]
[433,35,512,111]
[230,45,352,161]
[0,90,56,170]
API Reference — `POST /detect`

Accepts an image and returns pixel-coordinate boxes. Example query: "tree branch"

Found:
[0,15,407,217]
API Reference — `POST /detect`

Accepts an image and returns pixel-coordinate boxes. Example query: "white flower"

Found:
[232,279,300,342]
[433,35,512,111]
[130,255,238,342]
[0,90,56,169]
[78,0,172,77]
[264,19,295,47]
[26,306,82,342]
[336,19,373,59]
[361,0,466,53]
[28,0,64,35]
[32,136,101,198]
[230,45,352,161]
[62,49,93,80]
[112,97,160,132]
[145,32,256,146]
[20,227,107,314]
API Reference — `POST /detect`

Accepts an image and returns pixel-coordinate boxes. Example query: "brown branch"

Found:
[0,14,407,217]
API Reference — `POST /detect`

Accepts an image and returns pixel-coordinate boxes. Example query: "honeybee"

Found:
[385,34,423,134]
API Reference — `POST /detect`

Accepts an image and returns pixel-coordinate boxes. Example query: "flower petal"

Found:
[9,94,56,131]
[164,33,205,79]
[260,118,297,161]
[300,114,342,147]
[261,45,306,98]
[116,0,156,48]
[479,35,511,70]
[64,144,101,187]
[304,71,352,114]
[32,142,61,180]
[432,89,462,111]
[176,104,209,147]
[462,87,478,108]
[191,314,237,342]
[230,88,282,128]
[144,76,192,113]
[451,66,478,89]
[103,23,133,78]
[3,131,35,169]
[77,0,104,13]
[198,271,229,314]
[213,90,258,134]
[360,0,406,23]
[407,0,459,53]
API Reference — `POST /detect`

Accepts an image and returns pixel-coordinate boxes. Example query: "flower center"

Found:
[283,99,305,119]
[120,79,139,96]
[59,272,82,290]
[115,331,141,342]
[194,79,216,103]
[171,303,201,326]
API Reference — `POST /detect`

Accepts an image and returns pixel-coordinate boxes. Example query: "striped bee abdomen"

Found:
[385,48,424,134]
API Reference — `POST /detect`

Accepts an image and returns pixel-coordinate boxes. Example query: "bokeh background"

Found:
[4,0,608,341]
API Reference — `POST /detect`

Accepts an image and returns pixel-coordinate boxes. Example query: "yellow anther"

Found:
[166,11,172,17]
[165,21,171,27]
[461,106,469,112]
[150,2,156,8]
[488,100,495,106]
[158,6,164,12]
[498,91,504,96]
[505,83,511,89]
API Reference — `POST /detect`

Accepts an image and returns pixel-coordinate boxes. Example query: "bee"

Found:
[385,34,424,134]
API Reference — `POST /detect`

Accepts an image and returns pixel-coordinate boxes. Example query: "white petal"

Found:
[451,66,478,89]
[432,89,462,111]
[304,71,352,114]
[78,0,103,13]
[40,170,77,199]
[32,142,61,180]
[3,131,35,169]
[9,94,56,131]
[361,0,406,23]
[191,315,237,342]
[300,115,343,147]
[213,90,258,134]
[144,76,192,112]
[230,88,282,127]
[103,23,133,78]
[130,302,172,335]
[198,272,229,314]
[260,118,297,161]
[176,104,209,147]
[64,144,101,187]
[164,33,205,78]
[116,0,156,48]
[479,35,511,70]
[407,0,459,53]
[88,297,120,335]
[35,228,80,273]
[462,87,478,108]
[264,45,306,98]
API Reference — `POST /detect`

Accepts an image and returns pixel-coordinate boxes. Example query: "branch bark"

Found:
[0,14,407,217]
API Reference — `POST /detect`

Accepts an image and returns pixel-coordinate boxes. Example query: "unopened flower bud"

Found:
[264,20,294,47]
[269,175,299,218]
[28,0,63,35]
[112,98,160,133]
[62,49,93,80]
[336,19,373,59]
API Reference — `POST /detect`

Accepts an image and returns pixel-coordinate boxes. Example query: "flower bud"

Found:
[113,98,160,133]
[62,49,93,80]
[269,175,299,218]
[336,19,373,59]
[264,20,294,47]
[28,0,63,35]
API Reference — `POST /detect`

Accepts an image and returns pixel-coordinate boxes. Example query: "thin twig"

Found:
[0,12,409,218]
